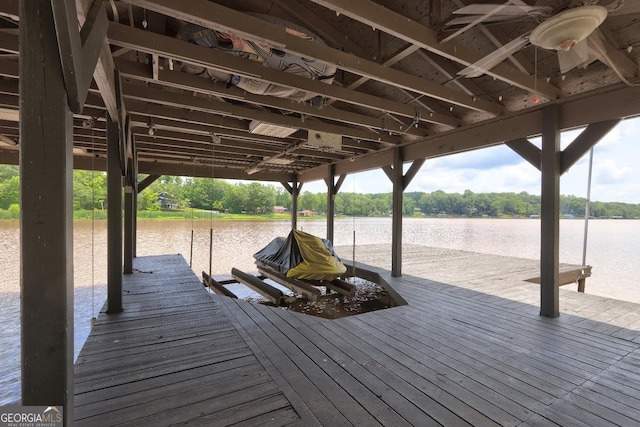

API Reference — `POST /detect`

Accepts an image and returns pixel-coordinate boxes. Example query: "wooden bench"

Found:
[525,265,592,292]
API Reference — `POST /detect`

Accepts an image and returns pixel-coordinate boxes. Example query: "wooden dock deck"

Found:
[75,246,640,426]
[73,255,300,426]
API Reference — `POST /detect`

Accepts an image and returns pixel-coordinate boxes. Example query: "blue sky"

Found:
[299,116,640,204]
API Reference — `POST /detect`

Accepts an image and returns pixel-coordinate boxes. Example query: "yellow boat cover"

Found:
[286,230,346,280]
[253,230,346,281]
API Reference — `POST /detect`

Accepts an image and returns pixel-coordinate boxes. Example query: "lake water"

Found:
[1,217,638,403]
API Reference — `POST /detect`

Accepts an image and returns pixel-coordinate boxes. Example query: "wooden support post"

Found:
[391,147,403,277]
[132,141,138,258]
[124,185,134,274]
[540,105,561,318]
[132,186,138,258]
[19,1,74,418]
[291,175,299,230]
[326,165,336,243]
[107,115,123,313]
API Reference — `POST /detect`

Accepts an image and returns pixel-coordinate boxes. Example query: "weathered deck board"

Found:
[74,255,300,426]
[75,247,640,426]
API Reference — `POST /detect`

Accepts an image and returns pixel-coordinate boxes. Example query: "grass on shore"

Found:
[0,209,304,221]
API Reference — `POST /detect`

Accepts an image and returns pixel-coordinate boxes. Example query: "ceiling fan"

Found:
[444,0,634,78]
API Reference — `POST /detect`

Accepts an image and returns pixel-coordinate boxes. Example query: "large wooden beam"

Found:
[540,105,561,318]
[506,138,541,171]
[137,160,294,182]
[114,57,436,136]
[124,184,134,274]
[120,0,502,115]
[138,174,161,192]
[76,0,119,121]
[108,23,456,128]
[121,81,400,145]
[20,1,74,419]
[325,165,337,243]
[561,119,621,174]
[272,0,371,59]
[107,115,123,313]
[281,178,304,230]
[0,32,19,54]
[0,0,18,21]
[300,83,640,183]
[51,0,108,112]
[391,147,403,277]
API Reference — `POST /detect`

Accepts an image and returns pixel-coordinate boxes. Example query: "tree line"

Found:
[1,165,639,218]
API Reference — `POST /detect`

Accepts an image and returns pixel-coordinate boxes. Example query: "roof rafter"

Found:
[301,83,640,182]
[120,82,401,145]
[107,22,459,128]
[271,0,371,59]
[120,0,503,115]
[113,58,430,139]
[307,0,560,100]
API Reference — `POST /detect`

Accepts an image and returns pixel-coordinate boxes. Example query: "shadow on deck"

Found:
[75,249,640,426]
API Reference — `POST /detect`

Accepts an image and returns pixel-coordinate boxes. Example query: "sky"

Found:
[298,116,640,204]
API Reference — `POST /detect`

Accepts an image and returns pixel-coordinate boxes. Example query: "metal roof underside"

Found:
[1,0,639,183]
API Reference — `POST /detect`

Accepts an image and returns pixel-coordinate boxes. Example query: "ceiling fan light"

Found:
[530,5,608,51]
[557,39,577,51]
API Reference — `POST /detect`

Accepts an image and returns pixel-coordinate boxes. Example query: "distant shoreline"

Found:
[1,211,638,221]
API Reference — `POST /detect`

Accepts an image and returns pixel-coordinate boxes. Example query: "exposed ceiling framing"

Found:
[0,0,639,182]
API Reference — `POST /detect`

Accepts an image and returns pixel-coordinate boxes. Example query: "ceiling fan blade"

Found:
[458,34,530,78]
[445,14,526,27]
[557,39,592,74]
[603,1,640,16]
[586,28,637,79]
[453,3,551,17]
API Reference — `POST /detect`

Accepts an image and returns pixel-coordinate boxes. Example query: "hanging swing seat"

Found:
[524,265,592,292]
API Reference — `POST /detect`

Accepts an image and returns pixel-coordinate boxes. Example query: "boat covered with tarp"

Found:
[253,230,347,281]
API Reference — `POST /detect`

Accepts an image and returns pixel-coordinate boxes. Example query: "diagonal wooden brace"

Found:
[51,0,108,113]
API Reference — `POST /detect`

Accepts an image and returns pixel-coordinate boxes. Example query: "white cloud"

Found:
[299,117,640,204]
[595,159,633,185]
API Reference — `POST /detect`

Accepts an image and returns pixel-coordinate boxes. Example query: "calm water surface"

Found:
[1,217,638,403]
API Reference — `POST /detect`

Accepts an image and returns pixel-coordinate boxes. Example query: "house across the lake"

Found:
[274,206,287,213]
[157,192,178,210]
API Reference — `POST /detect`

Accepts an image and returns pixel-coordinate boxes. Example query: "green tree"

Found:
[0,165,18,181]
[245,182,276,213]
[183,178,229,210]
[224,184,250,213]
[274,186,291,211]
[0,175,19,209]
[73,170,106,210]
[298,191,318,212]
